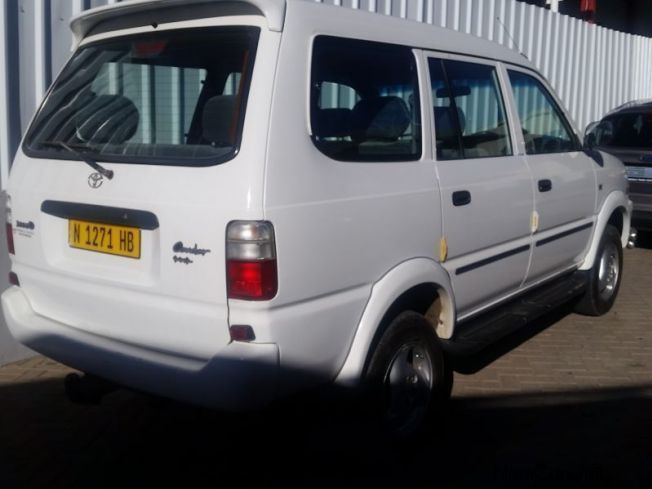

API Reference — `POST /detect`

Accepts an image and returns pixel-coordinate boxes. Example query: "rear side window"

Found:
[508,70,579,154]
[24,27,260,166]
[310,36,421,162]
[429,58,512,160]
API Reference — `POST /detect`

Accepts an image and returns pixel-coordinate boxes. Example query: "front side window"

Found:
[508,70,578,155]
[25,27,260,166]
[310,36,421,162]
[429,58,512,160]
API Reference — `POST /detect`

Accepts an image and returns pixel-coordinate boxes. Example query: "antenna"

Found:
[496,17,528,60]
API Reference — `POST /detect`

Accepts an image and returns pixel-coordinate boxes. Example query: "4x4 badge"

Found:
[88,172,104,189]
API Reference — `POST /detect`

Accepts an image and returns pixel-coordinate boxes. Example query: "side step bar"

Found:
[442,272,587,358]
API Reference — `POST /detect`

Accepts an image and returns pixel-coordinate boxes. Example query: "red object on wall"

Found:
[580,0,596,23]
[580,0,596,13]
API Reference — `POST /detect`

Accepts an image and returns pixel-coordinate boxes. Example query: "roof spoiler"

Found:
[70,0,286,44]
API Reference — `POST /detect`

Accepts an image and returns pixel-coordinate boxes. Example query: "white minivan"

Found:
[2,0,632,433]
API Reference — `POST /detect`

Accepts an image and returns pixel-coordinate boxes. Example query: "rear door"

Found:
[8,23,267,360]
[426,54,534,316]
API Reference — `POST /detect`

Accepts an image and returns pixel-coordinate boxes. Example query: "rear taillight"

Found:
[5,195,14,255]
[226,221,277,301]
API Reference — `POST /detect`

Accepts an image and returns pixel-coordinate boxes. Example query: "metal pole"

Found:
[0,1,10,188]
[34,0,48,103]
[0,1,19,190]
[72,0,91,16]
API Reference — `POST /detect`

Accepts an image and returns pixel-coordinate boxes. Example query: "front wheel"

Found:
[575,224,623,316]
[365,311,451,438]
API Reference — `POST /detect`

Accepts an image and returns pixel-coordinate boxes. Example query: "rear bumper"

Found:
[1,287,279,411]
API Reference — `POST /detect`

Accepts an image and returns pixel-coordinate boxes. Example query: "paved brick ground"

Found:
[452,245,652,396]
[0,244,651,488]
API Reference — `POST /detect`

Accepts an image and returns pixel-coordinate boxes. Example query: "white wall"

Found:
[0,0,651,364]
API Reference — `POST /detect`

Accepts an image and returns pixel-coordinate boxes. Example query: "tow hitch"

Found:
[64,373,118,405]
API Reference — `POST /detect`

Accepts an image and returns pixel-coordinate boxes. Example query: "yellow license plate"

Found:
[68,219,141,259]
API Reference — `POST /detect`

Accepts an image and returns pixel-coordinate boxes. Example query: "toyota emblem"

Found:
[88,172,104,189]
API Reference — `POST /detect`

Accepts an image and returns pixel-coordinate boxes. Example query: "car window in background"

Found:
[596,112,652,148]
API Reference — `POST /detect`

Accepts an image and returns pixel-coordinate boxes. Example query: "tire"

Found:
[364,311,451,438]
[575,224,623,316]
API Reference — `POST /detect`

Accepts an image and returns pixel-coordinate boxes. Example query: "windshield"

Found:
[594,111,652,149]
[25,26,260,166]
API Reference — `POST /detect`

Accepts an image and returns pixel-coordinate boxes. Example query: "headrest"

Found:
[75,95,139,144]
[351,96,411,142]
[313,108,352,138]
[202,95,237,146]
[434,106,466,140]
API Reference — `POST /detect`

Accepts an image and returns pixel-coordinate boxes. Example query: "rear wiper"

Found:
[40,141,114,180]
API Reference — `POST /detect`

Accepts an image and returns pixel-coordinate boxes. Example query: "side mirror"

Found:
[582,121,605,166]
[586,119,615,148]
[583,121,599,149]
[584,131,597,150]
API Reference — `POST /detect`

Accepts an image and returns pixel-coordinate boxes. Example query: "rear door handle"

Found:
[538,179,552,192]
[452,190,471,206]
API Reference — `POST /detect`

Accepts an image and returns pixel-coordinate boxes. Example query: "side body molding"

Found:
[579,190,632,271]
[333,258,455,387]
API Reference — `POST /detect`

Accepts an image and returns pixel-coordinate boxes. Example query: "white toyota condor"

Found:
[2,0,633,434]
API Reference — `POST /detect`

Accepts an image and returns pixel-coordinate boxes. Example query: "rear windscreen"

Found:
[24,26,260,166]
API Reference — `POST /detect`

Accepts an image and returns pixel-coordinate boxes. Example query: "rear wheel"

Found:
[365,311,450,438]
[575,225,623,316]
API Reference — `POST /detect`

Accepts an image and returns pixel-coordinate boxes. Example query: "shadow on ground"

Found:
[451,303,576,375]
[0,374,649,489]
[2,277,649,489]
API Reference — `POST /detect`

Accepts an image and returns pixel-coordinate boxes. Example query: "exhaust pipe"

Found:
[64,373,117,405]
[627,228,637,249]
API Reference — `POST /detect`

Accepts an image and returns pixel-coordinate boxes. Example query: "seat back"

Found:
[351,96,411,143]
[202,95,237,146]
[313,108,353,139]
[75,94,139,144]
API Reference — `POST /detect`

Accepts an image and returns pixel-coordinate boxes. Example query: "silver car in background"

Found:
[587,100,652,232]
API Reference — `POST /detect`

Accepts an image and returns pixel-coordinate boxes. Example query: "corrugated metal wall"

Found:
[1,0,652,186]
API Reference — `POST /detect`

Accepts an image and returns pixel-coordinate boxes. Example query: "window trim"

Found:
[309,35,423,163]
[504,65,582,155]
[22,26,261,168]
